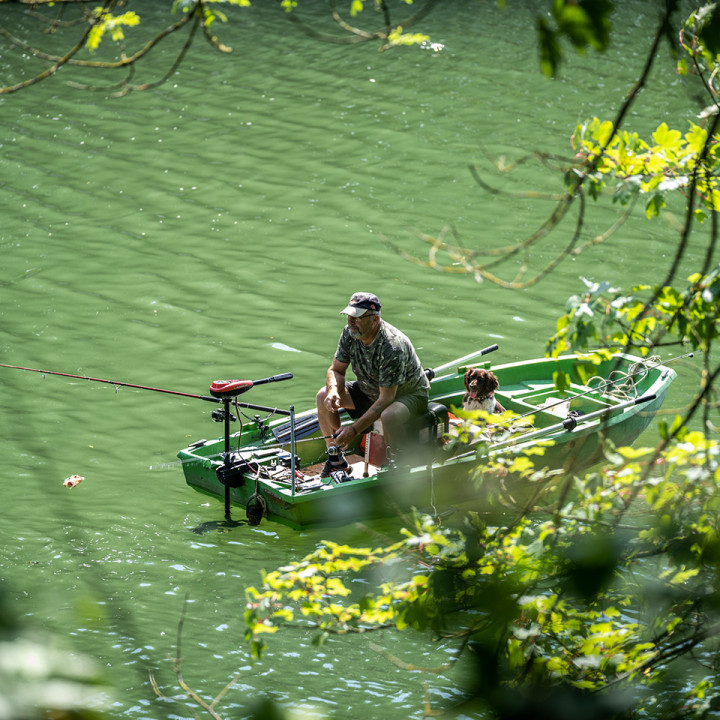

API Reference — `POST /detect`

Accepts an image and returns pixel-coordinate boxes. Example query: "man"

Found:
[316,292,430,477]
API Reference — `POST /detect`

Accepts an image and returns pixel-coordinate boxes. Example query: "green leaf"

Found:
[553,370,571,393]
[699,3,720,55]
[537,18,562,77]
[553,0,612,51]
[669,414,686,438]
[312,630,330,647]
[646,194,666,218]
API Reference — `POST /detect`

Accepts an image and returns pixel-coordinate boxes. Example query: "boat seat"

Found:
[412,401,450,442]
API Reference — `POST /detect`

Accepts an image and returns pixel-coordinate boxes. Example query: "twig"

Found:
[0,3,97,94]
[367,640,455,673]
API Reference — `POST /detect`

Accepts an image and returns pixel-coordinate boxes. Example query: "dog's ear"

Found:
[487,371,499,392]
[478,370,490,394]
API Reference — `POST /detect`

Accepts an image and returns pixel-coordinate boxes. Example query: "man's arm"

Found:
[324,358,349,411]
[334,385,398,446]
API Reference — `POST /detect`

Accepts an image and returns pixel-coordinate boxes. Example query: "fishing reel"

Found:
[324,469,354,484]
[561,409,585,431]
[211,408,235,423]
[320,446,354,485]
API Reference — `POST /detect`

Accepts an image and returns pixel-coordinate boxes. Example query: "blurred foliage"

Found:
[245,431,720,716]
[85,8,140,51]
[0,582,110,720]
[536,0,613,77]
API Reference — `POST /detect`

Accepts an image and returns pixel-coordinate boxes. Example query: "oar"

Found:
[272,412,344,444]
[271,344,501,443]
[425,344,499,380]
[0,363,293,404]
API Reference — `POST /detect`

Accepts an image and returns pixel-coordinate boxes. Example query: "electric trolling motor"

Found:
[207,373,294,522]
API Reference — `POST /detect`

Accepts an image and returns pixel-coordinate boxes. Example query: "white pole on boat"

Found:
[427,344,499,380]
[290,405,296,497]
[491,393,657,450]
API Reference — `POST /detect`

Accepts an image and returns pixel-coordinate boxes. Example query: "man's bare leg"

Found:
[316,386,356,447]
[380,401,411,454]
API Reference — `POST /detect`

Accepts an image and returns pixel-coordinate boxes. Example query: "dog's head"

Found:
[464,368,499,400]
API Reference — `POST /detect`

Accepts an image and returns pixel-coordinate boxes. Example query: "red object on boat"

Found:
[209,379,254,398]
[360,431,387,467]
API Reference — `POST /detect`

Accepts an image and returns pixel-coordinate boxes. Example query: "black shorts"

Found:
[345,381,428,420]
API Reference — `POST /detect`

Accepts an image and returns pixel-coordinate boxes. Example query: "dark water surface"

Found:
[0,2,701,718]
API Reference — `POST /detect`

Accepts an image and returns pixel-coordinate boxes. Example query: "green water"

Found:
[0,2,702,718]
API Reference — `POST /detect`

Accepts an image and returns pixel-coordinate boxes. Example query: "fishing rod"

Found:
[0,362,293,403]
[485,349,696,430]
[451,392,659,463]
[491,393,657,449]
[0,361,297,520]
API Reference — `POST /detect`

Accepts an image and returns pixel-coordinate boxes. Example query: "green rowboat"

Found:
[177,350,676,528]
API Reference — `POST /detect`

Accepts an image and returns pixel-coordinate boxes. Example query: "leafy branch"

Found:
[0,0,438,95]
[243,432,720,715]
[388,1,680,291]
[283,0,437,50]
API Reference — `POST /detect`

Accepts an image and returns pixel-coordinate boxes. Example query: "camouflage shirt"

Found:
[335,319,430,402]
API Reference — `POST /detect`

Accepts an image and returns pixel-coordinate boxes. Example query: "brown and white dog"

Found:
[463,368,505,414]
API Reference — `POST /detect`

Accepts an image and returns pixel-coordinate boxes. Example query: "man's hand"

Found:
[333,424,357,448]
[324,387,342,412]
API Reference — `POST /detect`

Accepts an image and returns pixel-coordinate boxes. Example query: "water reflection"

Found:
[189,518,245,535]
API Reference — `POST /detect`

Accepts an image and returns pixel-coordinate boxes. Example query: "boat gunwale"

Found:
[178,353,676,461]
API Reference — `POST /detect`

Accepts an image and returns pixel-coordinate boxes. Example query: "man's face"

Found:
[347,312,375,339]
